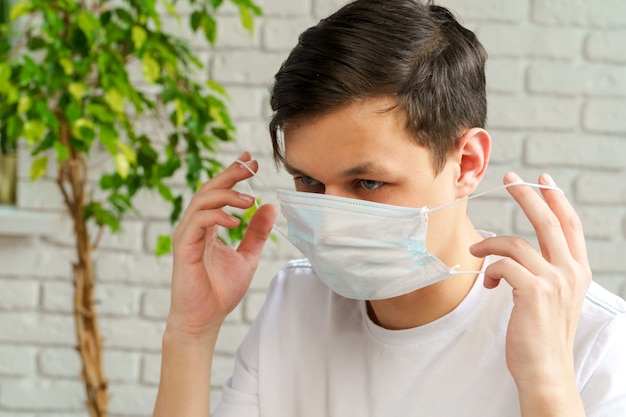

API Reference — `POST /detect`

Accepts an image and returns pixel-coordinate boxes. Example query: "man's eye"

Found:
[359,180,384,190]
[300,176,320,186]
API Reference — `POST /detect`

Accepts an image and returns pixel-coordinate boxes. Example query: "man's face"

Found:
[282,96,458,210]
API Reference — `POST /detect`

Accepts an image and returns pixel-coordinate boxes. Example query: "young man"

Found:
[153,1,626,416]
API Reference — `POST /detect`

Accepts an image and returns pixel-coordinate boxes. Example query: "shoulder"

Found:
[270,258,318,295]
[575,281,626,377]
[583,281,626,318]
[578,281,626,345]
[277,258,315,276]
[264,258,352,313]
[576,282,626,414]
[577,281,626,352]
[259,258,362,332]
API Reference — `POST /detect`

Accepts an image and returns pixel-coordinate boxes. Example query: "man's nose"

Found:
[324,186,356,200]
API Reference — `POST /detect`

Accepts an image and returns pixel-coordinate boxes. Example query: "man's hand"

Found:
[470,172,591,417]
[153,152,277,417]
[167,151,277,336]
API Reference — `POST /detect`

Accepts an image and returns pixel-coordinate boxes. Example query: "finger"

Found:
[237,204,278,265]
[185,189,255,220]
[178,188,255,229]
[470,236,546,276]
[174,209,240,252]
[482,257,535,290]
[504,172,571,265]
[199,152,259,193]
[538,173,589,269]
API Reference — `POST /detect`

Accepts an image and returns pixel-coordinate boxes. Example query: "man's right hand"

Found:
[167,151,278,338]
[154,152,277,417]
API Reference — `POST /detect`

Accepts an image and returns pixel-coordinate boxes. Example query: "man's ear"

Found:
[455,128,491,198]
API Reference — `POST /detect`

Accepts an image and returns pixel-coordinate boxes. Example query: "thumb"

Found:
[237,204,278,263]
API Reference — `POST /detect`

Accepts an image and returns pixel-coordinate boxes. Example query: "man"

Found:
[153,1,626,416]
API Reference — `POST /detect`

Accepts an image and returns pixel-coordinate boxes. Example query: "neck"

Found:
[367,224,485,330]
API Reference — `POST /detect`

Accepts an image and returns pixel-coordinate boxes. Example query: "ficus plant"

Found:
[0,0,261,415]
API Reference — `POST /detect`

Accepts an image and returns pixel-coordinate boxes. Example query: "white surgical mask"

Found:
[237,161,562,300]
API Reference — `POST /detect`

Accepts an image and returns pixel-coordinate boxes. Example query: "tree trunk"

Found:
[58,116,109,416]
[72,210,109,416]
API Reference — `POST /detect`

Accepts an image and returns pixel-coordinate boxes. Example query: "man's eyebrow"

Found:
[283,161,308,176]
[338,162,392,178]
[284,160,392,178]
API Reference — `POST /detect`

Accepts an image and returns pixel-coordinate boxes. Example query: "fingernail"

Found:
[237,151,248,160]
[238,193,254,203]
[541,173,557,187]
[504,171,521,184]
[237,160,256,175]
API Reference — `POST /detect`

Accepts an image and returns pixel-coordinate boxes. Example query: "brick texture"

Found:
[1,1,625,416]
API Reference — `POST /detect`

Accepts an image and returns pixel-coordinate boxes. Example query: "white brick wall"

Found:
[0,0,625,415]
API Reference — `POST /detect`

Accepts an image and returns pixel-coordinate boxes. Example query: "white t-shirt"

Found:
[215,256,626,417]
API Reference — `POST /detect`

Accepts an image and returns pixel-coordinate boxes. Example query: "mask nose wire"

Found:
[426,181,564,214]
[234,159,290,241]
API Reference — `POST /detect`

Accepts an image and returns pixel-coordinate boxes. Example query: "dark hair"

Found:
[269,0,487,173]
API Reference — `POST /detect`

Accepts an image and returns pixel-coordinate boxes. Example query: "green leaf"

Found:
[79,125,96,141]
[86,103,114,123]
[115,8,133,25]
[30,155,48,181]
[155,234,172,257]
[201,13,217,44]
[6,116,24,141]
[157,182,174,202]
[27,36,47,50]
[190,10,202,32]
[9,1,30,21]
[162,0,179,19]
[238,6,254,33]
[114,153,130,179]
[109,193,133,213]
[209,105,224,125]
[141,55,160,84]
[64,101,82,123]
[23,120,47,144]
[68,82,87,102]
[17,96,32,114]
[31,132,55,155]
[53,142,70,162]
[207,80,229,98]
[86,203,121,232]
[99,125,118,153]
[116,141,137,165]
[76,10,99,44]
[72,118,95,140]
[54,142,70,162]
[230,0,262,34]
[105,88,125,113]
[59,58,75,76]
[170,195,183,223]
[33,100,59,131]
[131,25,147,51]
[174,99,184,127]
[0,63,12,93]
[99,173,123,190]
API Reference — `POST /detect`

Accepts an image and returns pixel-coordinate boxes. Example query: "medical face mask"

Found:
[237,161,561,300]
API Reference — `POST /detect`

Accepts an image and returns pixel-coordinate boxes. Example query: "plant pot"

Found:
[0,152,17,205]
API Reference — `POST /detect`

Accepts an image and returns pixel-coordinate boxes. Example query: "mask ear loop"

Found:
[426,181,564,277]
[426,181,563,215]
[235,160,290,241]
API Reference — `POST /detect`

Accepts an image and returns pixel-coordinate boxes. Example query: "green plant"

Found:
[0,0,261,415]
[0,0,14,155]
